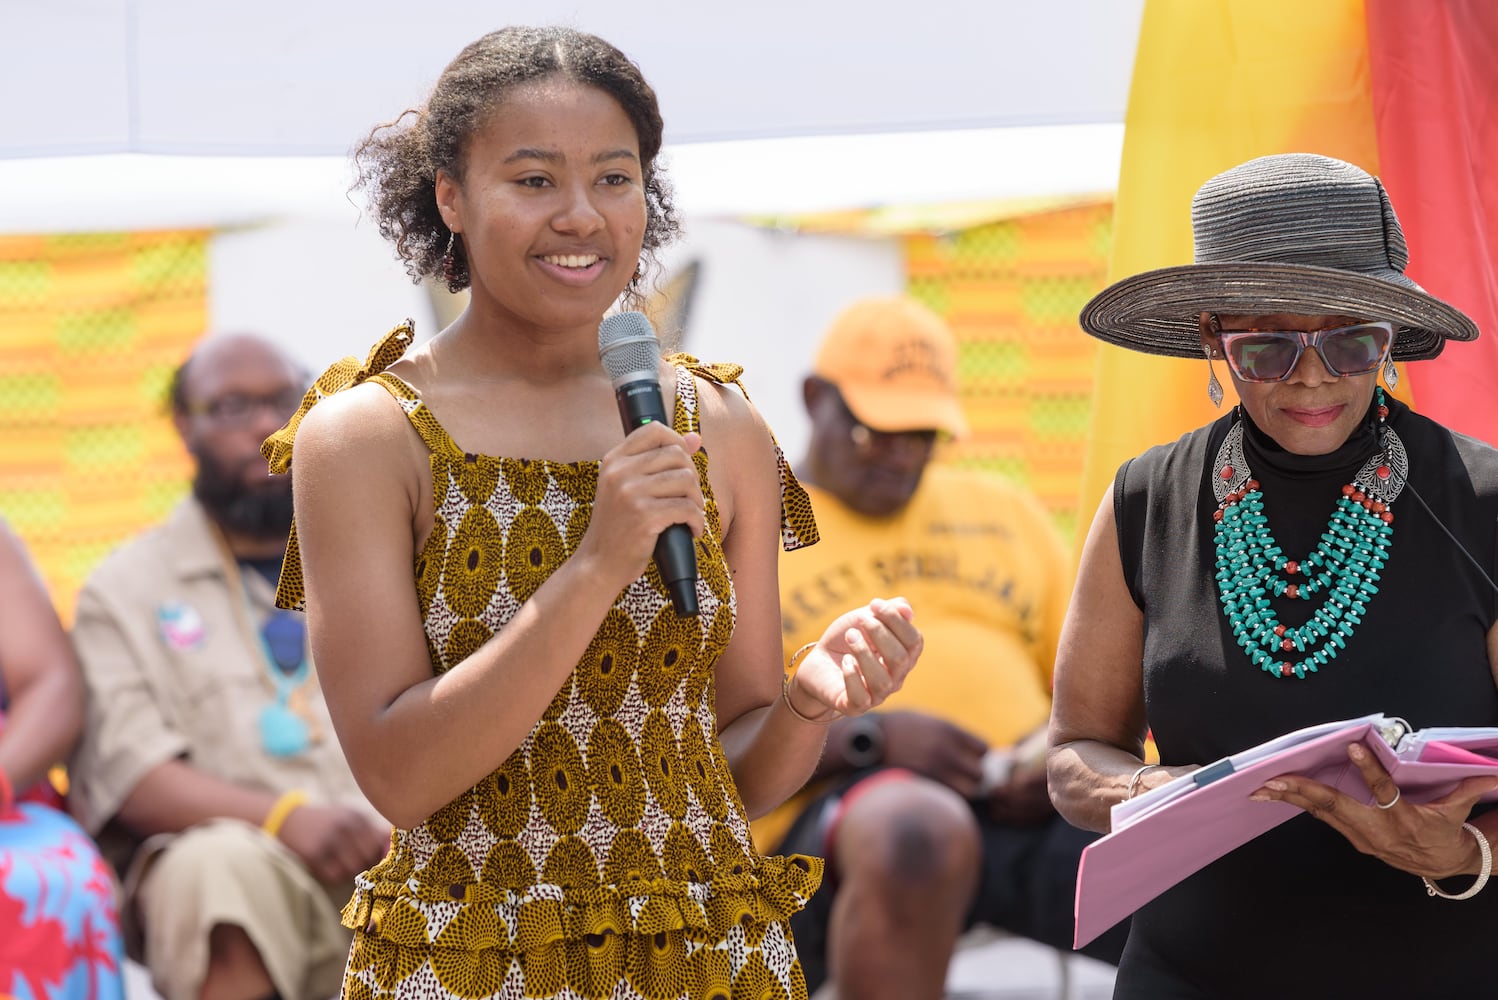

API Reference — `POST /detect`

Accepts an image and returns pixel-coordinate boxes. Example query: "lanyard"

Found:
[207,522,322,755]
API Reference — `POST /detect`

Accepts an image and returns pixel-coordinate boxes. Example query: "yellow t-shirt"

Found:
[755,466,1073,850]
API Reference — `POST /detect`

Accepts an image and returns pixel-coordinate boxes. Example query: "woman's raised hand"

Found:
[788,597,922,719]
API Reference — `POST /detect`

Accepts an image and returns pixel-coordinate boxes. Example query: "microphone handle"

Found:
[615,377,700,617]
[615,380,669,428]
[653,527,700,618]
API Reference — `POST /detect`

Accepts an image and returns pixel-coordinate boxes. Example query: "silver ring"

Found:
[1376,788,1402,810]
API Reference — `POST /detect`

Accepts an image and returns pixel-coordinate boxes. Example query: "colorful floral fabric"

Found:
[0,801,125,1000]
[270,325,821,999]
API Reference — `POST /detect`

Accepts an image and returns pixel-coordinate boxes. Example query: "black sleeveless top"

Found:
[1114,395,1498,998]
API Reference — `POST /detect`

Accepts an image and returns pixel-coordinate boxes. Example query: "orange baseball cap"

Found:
[813,296,968,437]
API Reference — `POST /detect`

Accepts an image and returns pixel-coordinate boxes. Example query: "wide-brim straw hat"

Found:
[1080,153,1479,361]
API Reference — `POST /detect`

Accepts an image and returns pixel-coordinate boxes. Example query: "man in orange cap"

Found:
[755,297,1126,998]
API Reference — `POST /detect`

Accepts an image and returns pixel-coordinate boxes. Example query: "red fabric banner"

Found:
[1366,0,1498,445]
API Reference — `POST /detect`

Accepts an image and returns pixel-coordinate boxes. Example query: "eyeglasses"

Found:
[187,389,305,427]
[1210,320,1394,383]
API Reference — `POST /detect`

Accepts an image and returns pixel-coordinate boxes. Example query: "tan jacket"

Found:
[68,497,377,840]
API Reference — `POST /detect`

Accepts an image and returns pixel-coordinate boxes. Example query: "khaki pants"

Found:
[130,819,353,1000]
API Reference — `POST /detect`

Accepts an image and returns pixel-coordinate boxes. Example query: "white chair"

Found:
[810,925,1107,1000]
[943,926,1074,1000]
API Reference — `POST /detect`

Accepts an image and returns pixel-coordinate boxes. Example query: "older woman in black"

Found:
[1048,153,1498,997]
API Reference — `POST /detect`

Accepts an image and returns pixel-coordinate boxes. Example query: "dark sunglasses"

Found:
[1211,320,1394,383]
[829,388,940,452]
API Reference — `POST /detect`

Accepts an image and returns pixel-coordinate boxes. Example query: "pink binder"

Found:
[1073,716,1498,947]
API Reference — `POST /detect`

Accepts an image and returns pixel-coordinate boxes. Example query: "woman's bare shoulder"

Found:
[290,380,433,505]
[297,381,411,455]
[690,367,770,444]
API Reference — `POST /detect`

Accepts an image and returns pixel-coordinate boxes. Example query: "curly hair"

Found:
[353,26,680,301]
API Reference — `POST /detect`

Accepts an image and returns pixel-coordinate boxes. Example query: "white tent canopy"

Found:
[0,0,1141,457]
[2,0,1142,158]
[1,0,1141,226]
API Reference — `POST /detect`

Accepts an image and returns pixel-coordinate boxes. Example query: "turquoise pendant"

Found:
[259,702,311,757]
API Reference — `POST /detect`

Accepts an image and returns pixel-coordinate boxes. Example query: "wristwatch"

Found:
[840,714,885,770]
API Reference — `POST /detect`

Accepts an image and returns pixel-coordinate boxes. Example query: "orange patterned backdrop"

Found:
[0,230,206,622]
[0,208,1112,618]
[906,199,1113,544]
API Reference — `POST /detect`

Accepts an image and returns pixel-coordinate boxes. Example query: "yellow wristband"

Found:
[262,789,308,839]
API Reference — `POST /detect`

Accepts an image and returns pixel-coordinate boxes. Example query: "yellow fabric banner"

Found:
[1075,0,1406,544]
[906,200,1113,544]
[0,231,207,621]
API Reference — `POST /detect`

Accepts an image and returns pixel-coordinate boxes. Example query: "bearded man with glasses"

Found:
[69,334,389,1000]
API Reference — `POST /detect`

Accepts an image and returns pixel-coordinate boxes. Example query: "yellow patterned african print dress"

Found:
[264,324,823,1000]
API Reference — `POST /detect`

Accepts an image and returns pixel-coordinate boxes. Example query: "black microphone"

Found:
[597,311,700,617]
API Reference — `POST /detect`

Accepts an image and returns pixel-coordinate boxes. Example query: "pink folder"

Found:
[1073,717,1498,948]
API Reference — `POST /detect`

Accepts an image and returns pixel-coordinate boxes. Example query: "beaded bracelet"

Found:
[1423,822,1492,901]
[781,642,839,726]
[262,789,309,840]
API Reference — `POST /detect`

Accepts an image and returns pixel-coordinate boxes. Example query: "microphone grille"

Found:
[598,311,662,383]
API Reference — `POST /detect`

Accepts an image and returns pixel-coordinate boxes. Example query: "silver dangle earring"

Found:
[1383,353,1399,391]
[441,231,460,291]
[1204,345,1225,408]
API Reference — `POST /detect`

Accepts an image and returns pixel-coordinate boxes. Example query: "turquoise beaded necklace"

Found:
[1212,389,1407,679]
